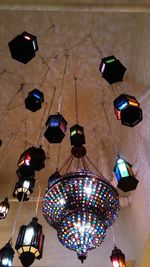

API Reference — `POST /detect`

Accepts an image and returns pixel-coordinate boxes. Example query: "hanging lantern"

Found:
[16,165,35,179]
[25,89,44,112]
[70,124,85,147]
[8,31,38,64]
[18,146,46,171]
[15,217,45,267]
[114,94,143,127]
[0,139,2,147]
[0,241,15,267]
[48,170,61,188]
[99,55,126,84]
[114,156,139,192]
[44,113,67,143]
[13,177,35,201]
[0,197,10,219]
[110,246,127,267]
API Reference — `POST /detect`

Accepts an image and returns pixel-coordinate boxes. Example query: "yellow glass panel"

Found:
[23,246,30,252]
[129,101,138,107]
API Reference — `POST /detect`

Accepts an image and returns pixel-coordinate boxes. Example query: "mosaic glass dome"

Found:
[42,169,120,261]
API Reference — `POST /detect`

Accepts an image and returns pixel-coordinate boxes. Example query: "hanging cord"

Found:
[35,102,48,147]
[81,157,89,170]
[24,112,28,149]
[65,155,74,173]
[110,225,116,247]
[85,154,106,179]
[87,34,104,57]
[59,154,73,173]
[11,193,25,239]
[74,77,79,124]
[35,185,42,215]
[58,52,69,113]
[37,24,55,38]
[56,143,61,171]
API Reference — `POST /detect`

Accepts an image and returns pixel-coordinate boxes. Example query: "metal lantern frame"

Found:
[0,241,15,267]
[110,246,127,267]
[0,197,10,219]
[13,177,36,201]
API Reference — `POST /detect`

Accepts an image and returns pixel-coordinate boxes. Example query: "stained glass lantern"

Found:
[43,169,120,262]
[114,94,143,127]
[114,156,139,192]
[8,31,38,64]
[18,146,46,171]
[99,56,126,84]
[13,177,35,201]
[70,124,85,147]
[110,246,126,267]
[44,113,67,143]
[0,198,10,219]
[25,89,44,112]
[0,241,15,267]
[15,217,45,267]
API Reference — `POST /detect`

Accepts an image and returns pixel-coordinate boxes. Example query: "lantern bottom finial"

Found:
[20,252,35,267]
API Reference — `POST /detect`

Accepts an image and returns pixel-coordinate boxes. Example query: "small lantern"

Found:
[44,113,67,143]
[114,94,143,127]
[8,31,38,64]
[70,124,85,147]
[0,241,15,267]
[110,246,126,267]
[13,177,35,201]
[48,170,61,188]
[114,156,139,192]
[18,146,46,171]
[16,165,35,179]
[0,198,10,219]
[15,217,45,267]
[99,55,127,84]
[25,89,44,112]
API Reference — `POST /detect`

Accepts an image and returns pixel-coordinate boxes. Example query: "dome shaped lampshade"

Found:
[70,124,85,147]
[44,113,67,143]
[114,156,139,192]
[110,246,126,267]
[8,31,38,64]
[25,89,44,112]
[15,217,45,267]
[0,241,15,267]
[18,146,46,171]
[0,198,10,219]
[113,94,143,127]
[13,177,35,201]
[99,55,126,84]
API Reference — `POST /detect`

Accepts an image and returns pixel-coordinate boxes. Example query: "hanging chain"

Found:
[74,77,79,124]
[56,143,61,171]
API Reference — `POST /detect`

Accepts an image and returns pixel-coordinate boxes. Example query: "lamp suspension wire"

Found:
[58,52,69,113]
[56,143,61,171]
[35,102,48,147]
[59,154,73,173]
[35,185,42,215]
[11,193,25,239]
[110,225,116,247]
[74,77,79,124]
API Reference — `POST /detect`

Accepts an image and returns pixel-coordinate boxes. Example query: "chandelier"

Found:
[43,168,120,262]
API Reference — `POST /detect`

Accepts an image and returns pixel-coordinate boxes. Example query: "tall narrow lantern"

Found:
[13,177,35,201]
[110,246,127,267]
[70,124,85,147]
[0,241,15,267]
[114,156,139,192]
[15,217,45,267]
[0,197,10,219]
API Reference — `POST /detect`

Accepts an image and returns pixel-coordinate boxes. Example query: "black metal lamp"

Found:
[0,198,10,219]
[25,89,44,112]
[18,146,46,171]
[15,217,45,267]
[13,177,35,201]
[16,165,35,180]
[44,113,67,143]
[114,94,143,127]
[8,31,38,64]
[114,155,139,192]
[110,246,127,267]
[70,124,85,147]
[99,55,127,84]
[0,241,15,267]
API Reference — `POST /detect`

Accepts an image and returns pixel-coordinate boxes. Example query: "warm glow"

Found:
[112,259,120,267]
[128,100,138,107]
[23,181,30,189]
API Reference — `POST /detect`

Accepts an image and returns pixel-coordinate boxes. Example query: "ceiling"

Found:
[0,2,150,267]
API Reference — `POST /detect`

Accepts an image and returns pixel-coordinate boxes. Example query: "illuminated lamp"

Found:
[18,146,46,171]
[99,55,126,84]
[8,31,38,64]
[70,124,85,147]
[25,89,44,112]
[13,177,35,201]
[0,197,10,219]
[0,241,15,267]
[15,217,45,267]
[110,246,126,267]
[44,113,67,143]
[114,94,142,127]
[114,156,139,192]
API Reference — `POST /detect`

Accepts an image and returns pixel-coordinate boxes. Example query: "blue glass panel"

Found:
[118,162,129,178]
[50,119,59,127]
[115,166,121,182]
[33,93,41,99]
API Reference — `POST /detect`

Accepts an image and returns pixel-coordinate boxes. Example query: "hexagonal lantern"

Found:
[25,89,44,112]
[114,94,143,127]
[8,31,38,64]
[114,156,139,192]
[110,246,127,267]
[44,113,67,143]
[70,124,85,147]
[99,55,127,84]
[15,217,45,267]
[0,241,15,267]
[0,198,10,220]
[13,177,35,201]
[18,146,46,171]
